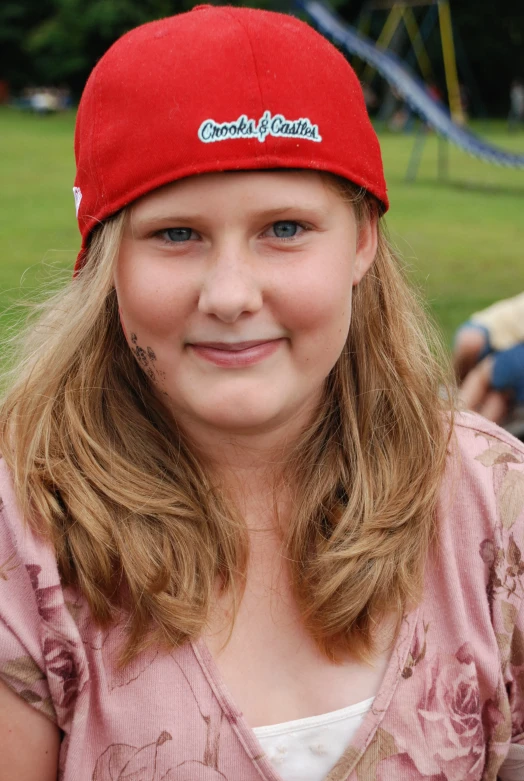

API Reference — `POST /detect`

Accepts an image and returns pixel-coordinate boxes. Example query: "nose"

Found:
[197,244,263,323]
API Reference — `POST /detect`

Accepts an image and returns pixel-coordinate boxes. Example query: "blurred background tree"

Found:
[337,0,524,116]
[1,0,523,114]
[1,0,181,94]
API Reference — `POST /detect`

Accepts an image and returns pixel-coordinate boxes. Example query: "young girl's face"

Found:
[115,170,377,440]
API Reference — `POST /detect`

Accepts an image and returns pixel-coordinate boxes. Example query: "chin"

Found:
[186,393,294,434]
[168,383,322,439]
[199,408,283,434]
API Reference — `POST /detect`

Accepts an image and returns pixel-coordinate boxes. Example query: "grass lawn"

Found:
[378,120,524,341]
[0,106,523,347]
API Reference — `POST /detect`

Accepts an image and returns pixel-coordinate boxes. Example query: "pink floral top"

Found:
[1,412,524,781]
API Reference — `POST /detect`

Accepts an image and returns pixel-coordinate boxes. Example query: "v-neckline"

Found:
[190,607,419,781]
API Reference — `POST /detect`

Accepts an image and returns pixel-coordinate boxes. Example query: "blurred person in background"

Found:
[454,293,524,430]
[508,78,524,131]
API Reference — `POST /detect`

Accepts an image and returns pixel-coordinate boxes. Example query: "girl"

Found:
[1,6,524,780]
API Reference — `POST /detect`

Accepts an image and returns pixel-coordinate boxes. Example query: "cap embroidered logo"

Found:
[198,111,322,144]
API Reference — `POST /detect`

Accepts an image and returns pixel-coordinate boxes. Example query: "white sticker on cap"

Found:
[198,110,322,144]
[73,186,83,216]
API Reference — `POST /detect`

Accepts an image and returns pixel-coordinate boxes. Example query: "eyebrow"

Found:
[131,203,330,229]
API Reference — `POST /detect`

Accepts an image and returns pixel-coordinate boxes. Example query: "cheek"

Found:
[281,260,354,341]
[116,265,193,339]
[115,279,180,389]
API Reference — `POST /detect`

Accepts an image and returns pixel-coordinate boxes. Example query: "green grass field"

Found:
[1,106,523,347]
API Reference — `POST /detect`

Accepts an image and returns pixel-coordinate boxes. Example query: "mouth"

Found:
[189,340,279,351]
[187,338,284,367]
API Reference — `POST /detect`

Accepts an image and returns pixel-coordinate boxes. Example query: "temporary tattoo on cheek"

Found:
[129,332,167,384]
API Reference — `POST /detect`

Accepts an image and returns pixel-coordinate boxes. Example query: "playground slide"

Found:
[298,0,524,169]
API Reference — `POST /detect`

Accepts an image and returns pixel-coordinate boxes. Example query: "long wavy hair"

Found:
[0,177,454,664]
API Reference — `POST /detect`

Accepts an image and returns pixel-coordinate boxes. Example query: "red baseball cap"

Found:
[73,4,388,269]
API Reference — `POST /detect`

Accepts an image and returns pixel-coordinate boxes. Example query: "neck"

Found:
[175,399,320,511]
[197,432,293,533]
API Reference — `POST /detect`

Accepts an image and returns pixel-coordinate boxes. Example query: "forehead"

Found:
[129,169,351,219]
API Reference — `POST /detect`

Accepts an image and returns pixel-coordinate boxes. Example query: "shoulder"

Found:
[437,411,524,584]
[437,412,524,634]
[447,410,524,512]
[0,457,57,575]
[0,457,88,730]
[451,408,524,459]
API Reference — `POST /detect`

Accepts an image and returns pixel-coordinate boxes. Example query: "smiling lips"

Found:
[188,339,284,368]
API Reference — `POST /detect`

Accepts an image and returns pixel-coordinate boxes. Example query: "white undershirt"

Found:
[253,698,373,780]
[253,699,524,781]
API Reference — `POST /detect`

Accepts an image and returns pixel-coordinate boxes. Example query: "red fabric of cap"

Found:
[73,5,388,270]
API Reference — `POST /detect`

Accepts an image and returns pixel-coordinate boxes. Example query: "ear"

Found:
[353,213,378,286]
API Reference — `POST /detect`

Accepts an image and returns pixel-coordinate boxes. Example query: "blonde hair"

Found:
[0,178,454,664]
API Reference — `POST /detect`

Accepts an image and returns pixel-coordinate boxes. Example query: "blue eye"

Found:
[165,228,193,242]
[272,221,300,239]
